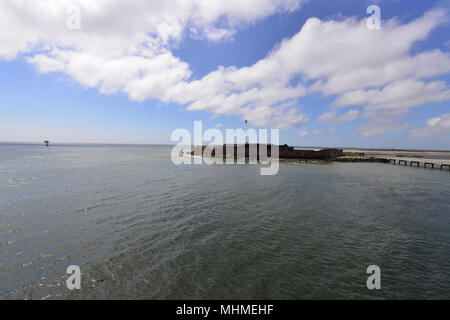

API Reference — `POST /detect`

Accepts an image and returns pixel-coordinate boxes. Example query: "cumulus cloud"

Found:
[169,8,449,132]
[1,1,450,135]
[0,0,305,59]
[308,10,450,95]
[356,117,409,139]
[27,49,192,101]
[410,114,450,137]
[1,0,307,129]
[336,79,450,137]
[306,9,450,137]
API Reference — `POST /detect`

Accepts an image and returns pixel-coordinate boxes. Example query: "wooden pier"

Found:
[379,157,450,171]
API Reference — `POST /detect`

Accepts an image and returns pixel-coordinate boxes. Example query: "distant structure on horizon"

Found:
[44,140,50,147]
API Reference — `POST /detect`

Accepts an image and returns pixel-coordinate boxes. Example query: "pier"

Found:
[378,156,450,171]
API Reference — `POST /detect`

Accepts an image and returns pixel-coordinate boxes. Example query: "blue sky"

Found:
[1,0,450,149]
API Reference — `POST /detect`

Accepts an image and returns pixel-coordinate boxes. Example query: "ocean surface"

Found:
[0,144,449,300]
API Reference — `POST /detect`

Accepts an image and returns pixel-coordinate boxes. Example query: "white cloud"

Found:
[339,110,360,122]
[307,10,450,95]
[318,112,337,123]
[312,129,321,134]
[410,114,450,137]
[27,49,192,101]
[303,9,450,137]
[335,79,450,137]
[202,28,237,42]
[356,117,409,139]
[0,0,306,59]
[1,2,450,136]
[335,79,450,114]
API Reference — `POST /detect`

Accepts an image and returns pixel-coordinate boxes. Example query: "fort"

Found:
[191,143,344,160]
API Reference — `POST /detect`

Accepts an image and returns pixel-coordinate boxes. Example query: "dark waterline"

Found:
[0,144,449,299]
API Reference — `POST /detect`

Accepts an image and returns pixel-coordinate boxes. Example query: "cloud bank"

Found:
[1,1,450,137]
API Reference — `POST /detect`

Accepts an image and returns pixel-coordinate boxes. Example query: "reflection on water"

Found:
[0,144,449,299]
